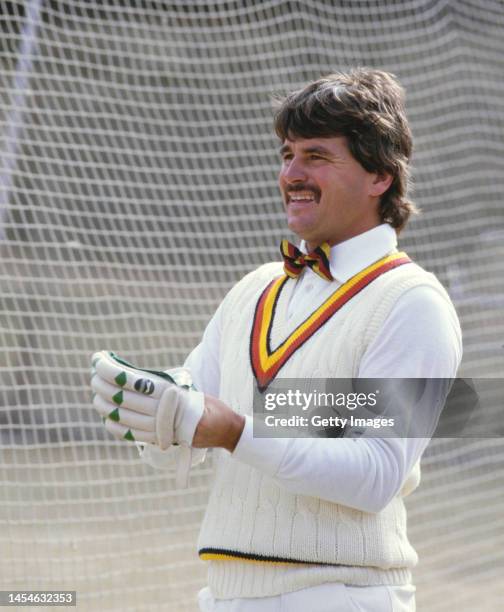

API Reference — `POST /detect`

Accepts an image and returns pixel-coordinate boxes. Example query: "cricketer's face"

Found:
[278,136,391,250]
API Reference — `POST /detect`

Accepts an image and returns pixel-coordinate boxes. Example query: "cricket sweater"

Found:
[197,258,456,598]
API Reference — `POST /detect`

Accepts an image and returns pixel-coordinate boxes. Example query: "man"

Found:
[92,69,462,611]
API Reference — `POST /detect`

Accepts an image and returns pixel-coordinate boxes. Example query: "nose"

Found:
[280,157,307,184]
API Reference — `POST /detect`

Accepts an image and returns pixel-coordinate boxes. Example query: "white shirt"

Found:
[185,224,462,511]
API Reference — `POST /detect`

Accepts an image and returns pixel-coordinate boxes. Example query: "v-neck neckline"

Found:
[250,252,412,391]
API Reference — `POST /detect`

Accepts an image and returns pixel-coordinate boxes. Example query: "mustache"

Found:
[286,184,321,200]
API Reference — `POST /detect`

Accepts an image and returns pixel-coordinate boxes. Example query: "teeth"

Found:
[289,192,315,201]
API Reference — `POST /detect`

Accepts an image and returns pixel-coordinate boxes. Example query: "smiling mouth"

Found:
[287,190,319,204]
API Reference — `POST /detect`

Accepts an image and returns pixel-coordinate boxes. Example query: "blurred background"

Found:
[0,1,503,610]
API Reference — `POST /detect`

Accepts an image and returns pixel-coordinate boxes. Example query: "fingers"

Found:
[93,393,156,433]
[104,418,157,445]
[93,392,157,445]
[91,351,170,400]
[91,374,158,417]
[90,351,177,450]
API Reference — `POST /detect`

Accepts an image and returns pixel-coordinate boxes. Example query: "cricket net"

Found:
[1,1,503,610]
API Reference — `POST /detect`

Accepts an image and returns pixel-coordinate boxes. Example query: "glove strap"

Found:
[175,446,193,488]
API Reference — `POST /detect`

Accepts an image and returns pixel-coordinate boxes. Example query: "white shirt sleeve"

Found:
[183,302,223,397]
[232,285,463,513]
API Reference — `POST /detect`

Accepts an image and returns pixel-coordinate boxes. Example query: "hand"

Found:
[192,395,245,453]
[91,351,205,449]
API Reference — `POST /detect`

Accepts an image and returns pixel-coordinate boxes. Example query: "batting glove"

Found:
[91,351,205,485]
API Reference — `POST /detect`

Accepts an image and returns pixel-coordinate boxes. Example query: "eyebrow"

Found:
[279,144,334,157]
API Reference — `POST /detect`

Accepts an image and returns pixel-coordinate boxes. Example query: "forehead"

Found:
[280,136,349,155]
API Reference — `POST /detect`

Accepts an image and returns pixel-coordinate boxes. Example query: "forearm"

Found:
[231,415,427,513]
[190,396,425,513]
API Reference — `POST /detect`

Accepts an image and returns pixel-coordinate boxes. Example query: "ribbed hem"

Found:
[206,560,412,599]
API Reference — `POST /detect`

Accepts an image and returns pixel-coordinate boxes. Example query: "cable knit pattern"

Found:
[198,261,456,598]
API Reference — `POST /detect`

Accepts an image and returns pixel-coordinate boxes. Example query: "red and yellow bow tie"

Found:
[280,240,334,281]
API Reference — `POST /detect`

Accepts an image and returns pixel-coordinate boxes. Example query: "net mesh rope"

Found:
[1,1,503,610]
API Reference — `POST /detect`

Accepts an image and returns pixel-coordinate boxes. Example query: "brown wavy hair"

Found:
[273,68,417,232]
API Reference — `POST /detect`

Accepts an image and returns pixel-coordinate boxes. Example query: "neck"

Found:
[306,221,383,252]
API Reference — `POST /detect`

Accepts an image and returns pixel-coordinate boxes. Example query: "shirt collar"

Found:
[299,224,398,283]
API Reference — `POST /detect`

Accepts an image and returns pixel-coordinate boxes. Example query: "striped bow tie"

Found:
[280,240,333,281]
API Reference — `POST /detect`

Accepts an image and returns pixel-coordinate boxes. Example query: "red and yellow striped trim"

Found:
[250,251,411,391]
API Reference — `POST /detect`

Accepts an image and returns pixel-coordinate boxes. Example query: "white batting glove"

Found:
[91,351,205,485]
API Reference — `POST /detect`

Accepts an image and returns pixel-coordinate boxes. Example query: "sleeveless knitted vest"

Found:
[198,260,455,598]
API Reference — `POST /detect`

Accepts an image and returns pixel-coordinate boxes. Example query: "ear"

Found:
[369,172,393,197]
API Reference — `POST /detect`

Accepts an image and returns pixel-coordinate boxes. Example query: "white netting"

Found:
[1,1,503,610]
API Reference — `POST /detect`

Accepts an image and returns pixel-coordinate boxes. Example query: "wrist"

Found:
[192,395,245,451]
[223,410,246,453]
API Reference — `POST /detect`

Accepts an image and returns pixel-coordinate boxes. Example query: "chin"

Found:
[287,219,313,238]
